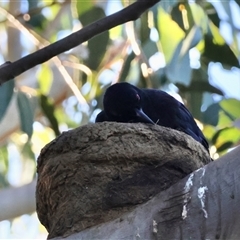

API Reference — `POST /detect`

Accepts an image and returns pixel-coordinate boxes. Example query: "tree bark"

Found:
[36,122,211,239]
[50,145,240,240]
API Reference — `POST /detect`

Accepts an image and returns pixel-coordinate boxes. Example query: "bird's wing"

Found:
[178,103,209,150]
[146,89,209,151]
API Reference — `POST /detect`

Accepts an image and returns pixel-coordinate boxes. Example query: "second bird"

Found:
[96,82,209,152]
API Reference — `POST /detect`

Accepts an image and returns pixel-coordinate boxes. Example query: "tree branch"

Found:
[50,146,240,240]
[0,0,160,84]
[0,179,36,221]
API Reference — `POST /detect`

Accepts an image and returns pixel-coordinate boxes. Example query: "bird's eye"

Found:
[136,94,140,101]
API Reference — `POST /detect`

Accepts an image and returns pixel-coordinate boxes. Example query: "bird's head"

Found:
[103,82,154,124]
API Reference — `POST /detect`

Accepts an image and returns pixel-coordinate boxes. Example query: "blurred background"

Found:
[0,0,240,238]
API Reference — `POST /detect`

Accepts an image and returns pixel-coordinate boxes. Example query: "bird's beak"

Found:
[134,108,154,124]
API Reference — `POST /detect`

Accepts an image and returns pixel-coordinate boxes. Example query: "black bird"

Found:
[96,82,209,152]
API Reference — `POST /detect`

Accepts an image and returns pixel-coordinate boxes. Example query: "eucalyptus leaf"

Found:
[178,82,223,95]
[79,7,109,70]
[220,98,240,120]
[157,7,185,63]
[0,145,9,175]
[164,25,202,86]
[118,52,136,83]
[140,12,151,43]
[75,0,94,17]
[0,79,14,122]
[40,94,60,137]
[171,3,195,31]
[165,39,191,86]
[202,103,220,126]
[27,0,47,29]
[212,127,240,152]
[37,64,53,95]
[200,2,220,28]
[17,92,34,139]
[159,0,178,13]
[22,141,36,162]
[202,22,239,68]
[142,40,158,60]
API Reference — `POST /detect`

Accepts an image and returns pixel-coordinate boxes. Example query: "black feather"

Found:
[96,82,209,152]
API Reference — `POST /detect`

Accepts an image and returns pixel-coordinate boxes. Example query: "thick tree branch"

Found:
[51,146,240,240]
[0,0,160,84]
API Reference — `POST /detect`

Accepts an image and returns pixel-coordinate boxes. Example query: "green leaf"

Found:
[17,92,34,139]
[218,110,234,128]
[166,26,202,86]
[181,26,203,55]
[159,0,178,13]
[187,91,203,120]
[79,7,109,70]
[22,141,36,162]
[212,127,240,152]
[202,99,240,127]
[171,3,195,31]
[178,68,213,121]
[140,12,151,43]
[208,21,225,45]
[157,7,185,63]
[27,0,47,30]
[236,0,240,7]
[84,71,99,101]
[0,145,9,175]
[171,3,207,33]
[177,81,223,95]
[217,141,234,153]
[40,94,60,136]
[75,0,95,17]
[200,2,220,28]
[166,40,192,86]
[220,98,240,120]
[37,64,53,95]
[202,103,220,126]
[177,68,223,95]
[54,107,78,129]
[166,25,204,86]
[202,22,239,68]
[0,79,14,122]
[202,124,216,141]
[118,52,136,83]
[109,25,122,40]
[189,3,208,31]
[142,40,159,60]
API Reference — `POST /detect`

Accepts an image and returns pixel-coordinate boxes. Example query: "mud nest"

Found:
[36,122,211,239]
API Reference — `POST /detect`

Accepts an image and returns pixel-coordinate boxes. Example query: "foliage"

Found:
[0,0,240,236]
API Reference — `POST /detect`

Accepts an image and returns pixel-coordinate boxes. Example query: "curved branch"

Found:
[0,0,161,84]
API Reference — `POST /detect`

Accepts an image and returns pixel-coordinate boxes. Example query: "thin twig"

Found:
[0,6,87,105]
[0,0,161,84]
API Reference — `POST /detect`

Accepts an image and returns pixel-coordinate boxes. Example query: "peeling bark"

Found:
[36,122,211,239]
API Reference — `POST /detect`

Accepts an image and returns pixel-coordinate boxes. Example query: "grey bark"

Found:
[51,145,240,240]
[36,122,211,239]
